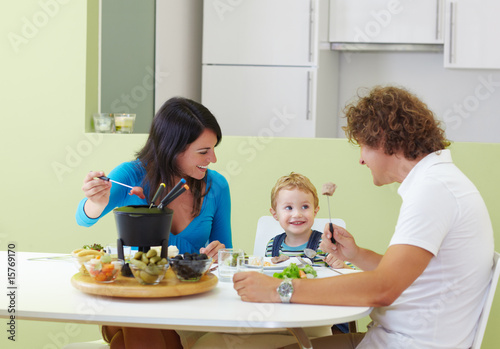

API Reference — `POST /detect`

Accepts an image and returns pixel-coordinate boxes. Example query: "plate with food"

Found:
[263,255,303,270]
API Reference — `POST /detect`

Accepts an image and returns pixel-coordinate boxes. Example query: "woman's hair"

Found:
[136,97,222,216]
[342,86,450,159]
[270,172,319,211]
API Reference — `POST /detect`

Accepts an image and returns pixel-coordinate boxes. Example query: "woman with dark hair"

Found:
[76,97,232,348]
[76,96,232,258]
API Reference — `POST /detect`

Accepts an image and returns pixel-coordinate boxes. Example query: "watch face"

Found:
[280,282,293,295]
[278,279,293,302]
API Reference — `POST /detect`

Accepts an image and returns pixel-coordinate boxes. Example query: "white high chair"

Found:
[252,216,346,256]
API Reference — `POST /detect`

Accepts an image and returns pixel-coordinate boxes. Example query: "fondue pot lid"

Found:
[113,205,173,215]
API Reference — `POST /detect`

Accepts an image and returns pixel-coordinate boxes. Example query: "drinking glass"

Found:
[114,113,136,133]
[217,248,244,282]
[93,113,114,133]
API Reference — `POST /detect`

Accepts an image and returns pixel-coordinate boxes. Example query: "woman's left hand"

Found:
[200,241,225,262]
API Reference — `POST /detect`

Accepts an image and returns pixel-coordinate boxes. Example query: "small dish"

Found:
[72,250,105,275]
[129,263,169,285]
[169,255,212,282]
[84,259,124,283]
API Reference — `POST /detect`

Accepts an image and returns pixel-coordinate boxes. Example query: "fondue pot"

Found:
[113,205,173,275]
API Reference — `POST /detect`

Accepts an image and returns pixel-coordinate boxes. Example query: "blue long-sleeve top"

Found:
[76,161,232,254]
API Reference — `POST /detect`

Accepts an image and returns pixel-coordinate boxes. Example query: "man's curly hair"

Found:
[342,86,450,160]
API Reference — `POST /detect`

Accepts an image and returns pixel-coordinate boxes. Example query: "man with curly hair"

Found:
[233,86,494,349]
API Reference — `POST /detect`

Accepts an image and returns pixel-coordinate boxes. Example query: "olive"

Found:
[139,270,158,284]
[146,249,157,258]
[149,256,161,264]
[157,258,168,266]
[134,251,143,260]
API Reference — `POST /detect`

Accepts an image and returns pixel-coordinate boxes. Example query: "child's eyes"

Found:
[285,206,293,210]
[302,205,310,209]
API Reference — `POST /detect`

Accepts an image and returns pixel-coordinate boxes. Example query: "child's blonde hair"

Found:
[270,172,319,211]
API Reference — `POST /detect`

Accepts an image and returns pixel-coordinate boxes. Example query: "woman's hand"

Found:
[320,224,359,263]
[233,272,281,303]
[82,171,111,218]
[200,241,225,262]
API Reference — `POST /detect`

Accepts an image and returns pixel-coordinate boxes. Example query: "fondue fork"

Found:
[96,176,133,189]
[158,178,186,209]
[149,183,166,209]
[162,184,189,207]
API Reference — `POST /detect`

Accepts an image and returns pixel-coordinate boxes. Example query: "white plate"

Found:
[263,257,303,270]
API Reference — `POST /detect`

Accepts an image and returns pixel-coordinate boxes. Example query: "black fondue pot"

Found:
[113,205,173,275]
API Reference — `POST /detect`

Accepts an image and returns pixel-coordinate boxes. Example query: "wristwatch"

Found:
[277,278,294,303]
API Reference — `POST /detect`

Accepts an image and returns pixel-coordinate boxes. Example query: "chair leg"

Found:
[348,321,358,333]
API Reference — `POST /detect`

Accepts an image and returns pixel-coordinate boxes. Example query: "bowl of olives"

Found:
[129,249,169,285]
[169,253,212,282]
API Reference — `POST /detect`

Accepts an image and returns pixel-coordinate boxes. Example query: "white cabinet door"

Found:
[202,0,317,66]
[444,0,500,69]
[202,65,317,137]
[329,0,444,44]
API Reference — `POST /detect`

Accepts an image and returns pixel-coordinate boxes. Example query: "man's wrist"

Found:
[276,278,294,303]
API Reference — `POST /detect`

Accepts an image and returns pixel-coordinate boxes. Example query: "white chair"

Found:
[253,216,346,256]
[252,216,357,333]
[471,251,500,349]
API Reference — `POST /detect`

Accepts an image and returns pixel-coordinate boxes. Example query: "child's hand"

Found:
[325,254,346,269]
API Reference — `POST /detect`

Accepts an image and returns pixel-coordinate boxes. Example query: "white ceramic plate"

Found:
[263,257,303,270]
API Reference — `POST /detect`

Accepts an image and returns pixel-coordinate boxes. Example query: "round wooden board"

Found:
[71,269,218,298]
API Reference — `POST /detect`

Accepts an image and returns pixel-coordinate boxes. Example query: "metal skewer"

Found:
[326,196,335,244]
[96,176,133,189]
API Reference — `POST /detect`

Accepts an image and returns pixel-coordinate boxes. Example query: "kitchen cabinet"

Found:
[203,65,317,137]
[444,0,500,69]
[329,0,444,45]
[202,0,338,138]
[203,0,316,66]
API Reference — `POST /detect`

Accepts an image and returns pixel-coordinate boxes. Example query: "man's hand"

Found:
[233,272,282,303]
[320,224,359,262]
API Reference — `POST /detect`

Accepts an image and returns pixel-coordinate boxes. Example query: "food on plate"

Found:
[169,253,212,282]
[273,263,317,279]
[148,245,178,259]
[84,254,124,283]
[83,243,104,251]
[129,186,146,199]
[321,182,337,196]
[167,245,179,258]
[271,254,290,264]
[72,244,105,275]
[129,249,169,285]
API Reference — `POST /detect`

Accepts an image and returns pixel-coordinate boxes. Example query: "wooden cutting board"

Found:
[71,269,218,298]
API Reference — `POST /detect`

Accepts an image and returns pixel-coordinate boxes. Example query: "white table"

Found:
[0,252,371,348]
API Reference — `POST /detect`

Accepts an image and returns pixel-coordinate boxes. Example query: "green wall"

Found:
[1,1,499,348]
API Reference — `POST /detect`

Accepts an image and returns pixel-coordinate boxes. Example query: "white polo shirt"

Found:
[358,150,494,349]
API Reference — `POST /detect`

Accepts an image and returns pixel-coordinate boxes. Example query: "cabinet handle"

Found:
[435,0,442,40]
[308,0,317,64]
[306,71,313,120]
[448,1,455,64]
